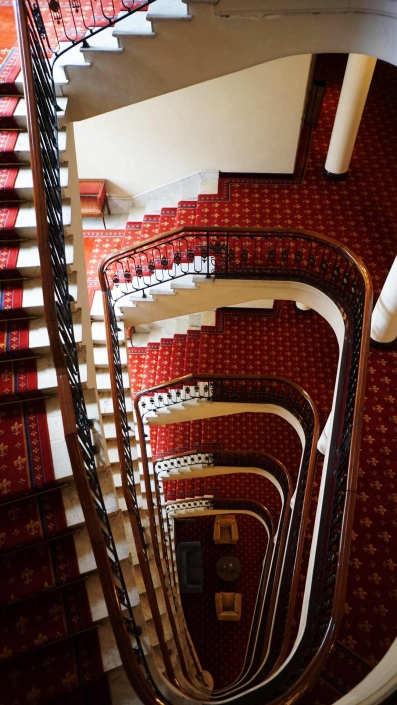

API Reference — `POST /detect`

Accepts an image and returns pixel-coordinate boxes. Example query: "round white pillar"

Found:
[324,54,377,180]
[296,302,311,311]
[317,413,333,455]
[371,256,397,345]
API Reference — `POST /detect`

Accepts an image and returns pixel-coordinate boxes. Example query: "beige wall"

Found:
[74,55,311,198]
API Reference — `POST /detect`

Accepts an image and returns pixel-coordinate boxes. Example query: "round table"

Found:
[216,555,241,582]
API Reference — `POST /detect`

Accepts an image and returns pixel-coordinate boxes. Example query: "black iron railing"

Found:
[102,227,368,309]
[16,1,169,700]
[27,0,156,60]
[139,375,315,429]
[100,226,372,703]
[135,373,318,689]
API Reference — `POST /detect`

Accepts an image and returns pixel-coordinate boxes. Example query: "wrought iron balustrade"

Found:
[15,1,172,702]
[135,373,318,692]
[100,225,372,703]
[27,0,156,59]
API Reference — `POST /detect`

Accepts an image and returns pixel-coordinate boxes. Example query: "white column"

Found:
[317,413,332,455]
[296,302,311,311]
[324,54,377,179]
[371,256,397,344]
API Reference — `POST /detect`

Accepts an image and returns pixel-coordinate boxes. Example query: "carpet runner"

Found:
[0,11,111,703]
[83,230,124,308]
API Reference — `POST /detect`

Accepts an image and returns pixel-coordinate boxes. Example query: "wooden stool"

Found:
[79,179,109,228]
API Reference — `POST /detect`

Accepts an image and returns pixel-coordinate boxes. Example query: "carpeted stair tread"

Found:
[123,221,142,249]
[169,333,186,380]
[0,580,93,659]
[175,200,196,227]
[140,341,159,389]
[158,207,177,235]
[0,166,19,199]
[0,533,81,606]
[0,238,20,271]
[0,489,67,555]
[128,345,147,395]
[140,214,160,241]
[0,397,55,499]
[0,357,39,402]
[0,131,19,166]
[183,329,200,375]
[83,230,125,310]
[154,338,173,385]
[0,204,18,231]
[0,628,107,703]
[0,319,31,361]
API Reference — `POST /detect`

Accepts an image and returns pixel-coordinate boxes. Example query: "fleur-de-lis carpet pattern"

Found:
[163,471,282,521]
[82,52,397,701]
[0,12,110,703]
[175,513,269,689]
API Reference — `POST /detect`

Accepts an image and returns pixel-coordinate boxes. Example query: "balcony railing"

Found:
[161,448,294,686]
[135,375,318,692]
[100,225,372,702]
[26,0,156,59]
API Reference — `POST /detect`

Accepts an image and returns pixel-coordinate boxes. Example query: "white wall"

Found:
[74,55,311,199]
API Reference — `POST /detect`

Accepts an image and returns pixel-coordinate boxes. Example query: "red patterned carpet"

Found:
[83,55,397,705]
[164,471,282,521]
[175,513,268,689]
[0,13,110,703]
[154,412,302,481]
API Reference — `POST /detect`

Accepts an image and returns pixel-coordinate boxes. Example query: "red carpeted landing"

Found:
[86,52,397,697]
[153,413,302,481]
[175,512,268,689]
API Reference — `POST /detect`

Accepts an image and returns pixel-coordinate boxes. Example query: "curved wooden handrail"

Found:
[98,224,371,291]
[134,373,318,694]
[15,2,171,703]
[99,223,372,702]
[159,447,294,681]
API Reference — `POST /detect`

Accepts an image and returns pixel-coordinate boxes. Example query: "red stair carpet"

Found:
[0,10,111,703]
[85,53,397,702]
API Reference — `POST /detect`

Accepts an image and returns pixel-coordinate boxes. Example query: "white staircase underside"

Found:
[63,0,397,121]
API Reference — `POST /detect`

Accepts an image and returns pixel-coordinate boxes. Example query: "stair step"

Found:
[15,237,74,276]
[98,390,133,415]
[92,319,125,343]
[12,97,67,129]
[20,272,77,315]
[113,11,155,36]
[8,165,69,201]
[12,130,66,163]
[14,200,72,238]
[28,310,82,352]
[94,344,128,366]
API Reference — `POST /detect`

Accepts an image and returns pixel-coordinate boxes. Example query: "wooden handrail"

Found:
[99,224,372,702]
[134,373,318,694]
[15,3,172,702]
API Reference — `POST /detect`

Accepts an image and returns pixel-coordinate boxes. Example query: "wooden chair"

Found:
[79,179,109,228]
